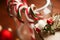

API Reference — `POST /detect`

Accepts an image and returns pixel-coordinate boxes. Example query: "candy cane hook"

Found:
[34,0,51,12]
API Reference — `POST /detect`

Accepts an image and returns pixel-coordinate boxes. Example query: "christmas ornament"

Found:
[43,18,55,34]
[1,29,13,40]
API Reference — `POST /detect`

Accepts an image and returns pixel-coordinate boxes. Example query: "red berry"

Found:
[36,28,41,33]
[47,18,54,24]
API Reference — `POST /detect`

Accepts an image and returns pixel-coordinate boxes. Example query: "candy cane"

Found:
[34,0,50,12]
[7,0,40,23]
[7,0,24,16]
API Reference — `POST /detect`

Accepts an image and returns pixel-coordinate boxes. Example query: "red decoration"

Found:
[47,18,54,25]
[34,17,39,21]
[36,28,41,33]
[1,30,13,40]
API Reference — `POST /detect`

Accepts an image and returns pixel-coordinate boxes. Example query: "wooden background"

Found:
[0,0,60,40]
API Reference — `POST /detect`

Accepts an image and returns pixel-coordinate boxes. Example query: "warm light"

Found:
[8,28,12,32]
[16,38,20,40]
[0,25,2,31]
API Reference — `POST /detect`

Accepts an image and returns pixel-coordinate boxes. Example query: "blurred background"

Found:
[0,0,60,40]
